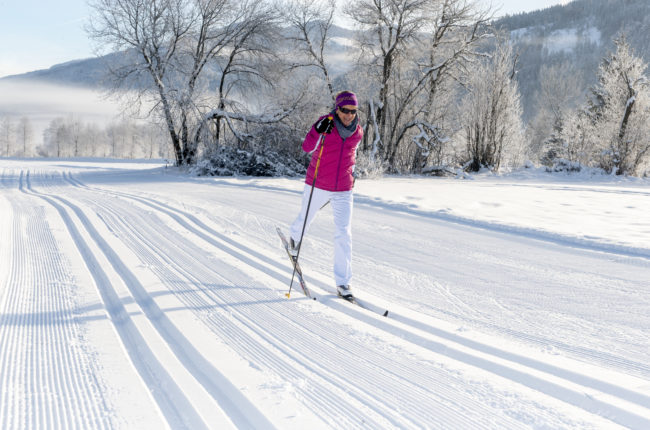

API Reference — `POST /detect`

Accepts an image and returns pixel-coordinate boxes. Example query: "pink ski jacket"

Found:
[303,115,363,192]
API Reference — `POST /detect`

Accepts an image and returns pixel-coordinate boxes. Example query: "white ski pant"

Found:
[290,185,353,286]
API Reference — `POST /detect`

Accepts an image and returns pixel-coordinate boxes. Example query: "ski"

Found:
[337,287,358,305]
[340,293,389,317]
[338,293,356,304]
[276,227,312,298]
[276,228,388,316]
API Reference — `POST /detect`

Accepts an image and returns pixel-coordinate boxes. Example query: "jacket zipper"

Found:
[334,136,346,191]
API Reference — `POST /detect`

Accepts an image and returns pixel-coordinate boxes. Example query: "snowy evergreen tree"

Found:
[542,109,593,171]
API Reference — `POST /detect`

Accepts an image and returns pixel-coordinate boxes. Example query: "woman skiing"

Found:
[288,91,363,300]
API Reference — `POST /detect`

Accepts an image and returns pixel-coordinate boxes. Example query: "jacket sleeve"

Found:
[302,115,329,153]
[302,125,321,153]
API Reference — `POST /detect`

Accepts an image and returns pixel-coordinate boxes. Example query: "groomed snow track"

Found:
[1,163,649,429]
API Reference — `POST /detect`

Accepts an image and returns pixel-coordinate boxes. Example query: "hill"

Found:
[0,24,356,90]
[494,0,650,120]
[0,52,124,89]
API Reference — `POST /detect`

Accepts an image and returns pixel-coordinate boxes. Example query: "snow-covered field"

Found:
[1,158,649,429]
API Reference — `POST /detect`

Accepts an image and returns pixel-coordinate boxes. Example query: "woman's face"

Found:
[336,105,357,127]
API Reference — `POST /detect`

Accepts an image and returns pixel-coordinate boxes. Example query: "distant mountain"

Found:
[0,24,356,90]
[0,52,126,88]
[494,0,650,120]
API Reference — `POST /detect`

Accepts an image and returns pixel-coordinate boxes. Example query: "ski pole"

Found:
[287,119,331,298]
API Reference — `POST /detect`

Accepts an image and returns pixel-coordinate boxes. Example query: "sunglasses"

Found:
[338,107,357,115]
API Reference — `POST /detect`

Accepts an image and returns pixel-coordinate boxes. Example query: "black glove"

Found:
[314,116,334,134]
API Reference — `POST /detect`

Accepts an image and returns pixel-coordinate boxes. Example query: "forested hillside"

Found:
[496,0,650,119]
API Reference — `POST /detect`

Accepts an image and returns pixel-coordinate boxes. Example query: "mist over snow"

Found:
[0,80,125,137]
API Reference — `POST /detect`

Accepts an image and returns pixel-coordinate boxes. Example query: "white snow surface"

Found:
[1,158,649,429]
[511,26,602,55]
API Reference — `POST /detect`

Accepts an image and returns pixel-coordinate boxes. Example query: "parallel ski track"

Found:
[171,179,650,378]
[350,241,650,382]
[54,175,523,428]
[96,175,650,380]
[0,170,113,429]
[20,170,266,430]
[211,181,650,381]
[63,172,650,429]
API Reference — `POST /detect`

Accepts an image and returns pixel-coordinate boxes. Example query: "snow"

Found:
[1,158,650,429]
[544,27,602,54]
[329,36,355,48]
[511,26,602,55]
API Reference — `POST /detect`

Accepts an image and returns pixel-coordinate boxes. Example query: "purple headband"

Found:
[336,91,358,109]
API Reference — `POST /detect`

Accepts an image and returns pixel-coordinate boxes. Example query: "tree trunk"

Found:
[615,93,635,175]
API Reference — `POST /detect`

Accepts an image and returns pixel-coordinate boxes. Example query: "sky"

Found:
[0,0,568,79]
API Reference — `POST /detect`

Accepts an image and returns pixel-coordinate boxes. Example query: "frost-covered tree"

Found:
[529,62,584,162]
[346,0,427,163]
[82,123,103,157]
[345,0,492,172]
[542,109,594,171]
[414,0,492,171]
[41,118,67,158]
[38,116,167,159]
[1,116,14,157]
[17,117,33,157]
[87,0,285,166]
[67,116,83,157]
[541,35,650,176]
[283,0,337,102]
[589,36,650,175]
[461,39,523,172]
